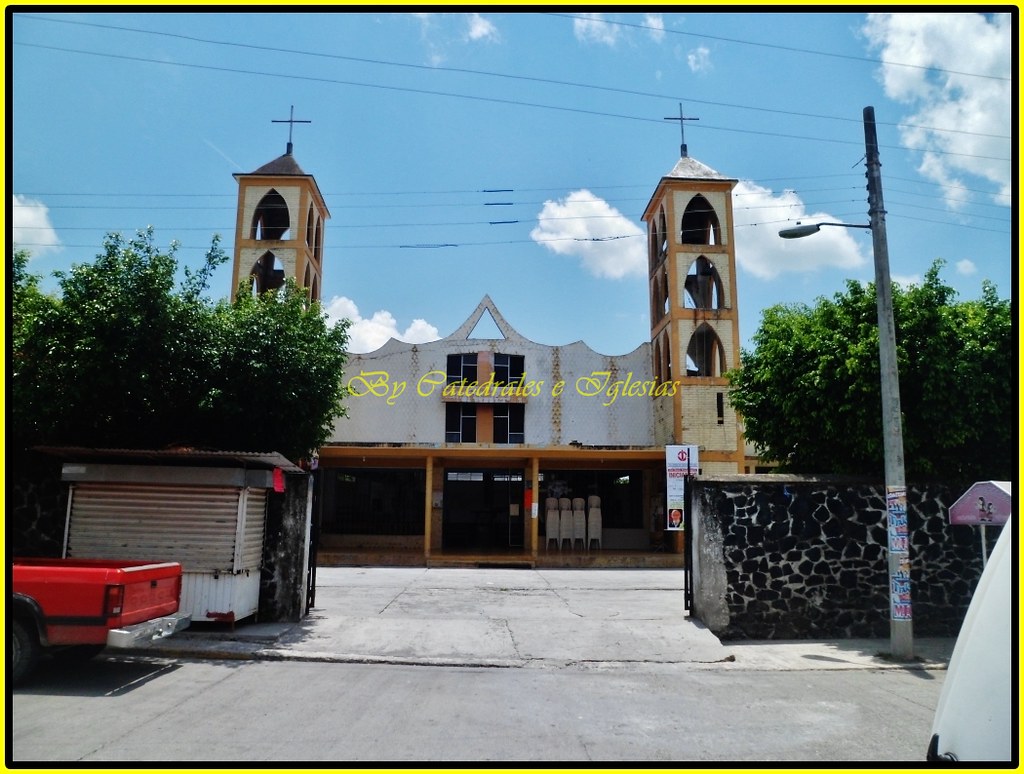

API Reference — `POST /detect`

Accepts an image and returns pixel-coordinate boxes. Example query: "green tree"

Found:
[10,229,349,462]
[10,248,60,449]
[728,261,1013,483]
[200,279,350,460]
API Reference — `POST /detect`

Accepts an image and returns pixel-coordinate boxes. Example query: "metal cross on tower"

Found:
[272,105,311,155]
[664,103,699,158]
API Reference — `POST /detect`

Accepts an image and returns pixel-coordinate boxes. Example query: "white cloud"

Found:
[12,195,62,257]
[530,190,645,279]
[413,13,500,65]
[687,45,712,73]
[324,295,440,354]
[892,272,922,288]
[573,13,619,46]
[465,13,499,42]
[732,180,869,280]
[955,259,977,276]
[862,13,1012,208]
[643,14,665,43]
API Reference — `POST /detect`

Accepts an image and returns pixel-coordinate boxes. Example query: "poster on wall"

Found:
[665,445,698,531]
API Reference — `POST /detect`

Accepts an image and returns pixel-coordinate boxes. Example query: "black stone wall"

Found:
[7,453,67,557]
[692,477,999,640]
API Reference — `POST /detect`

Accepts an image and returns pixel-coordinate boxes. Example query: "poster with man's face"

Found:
[665,445,696,531]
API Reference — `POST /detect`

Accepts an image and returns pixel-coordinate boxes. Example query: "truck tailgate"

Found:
[119,568,182,625]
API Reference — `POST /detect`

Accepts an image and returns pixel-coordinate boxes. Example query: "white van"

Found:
[926,517,1014,762]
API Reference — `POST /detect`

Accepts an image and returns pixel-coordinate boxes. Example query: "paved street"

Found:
[12,656,942,762]
[10,568,949,763]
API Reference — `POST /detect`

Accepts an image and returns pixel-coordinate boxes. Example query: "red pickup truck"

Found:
[11,558,191,684]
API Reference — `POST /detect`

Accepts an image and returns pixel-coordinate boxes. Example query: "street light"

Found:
[777,106,913,660]
[779,221,870,239]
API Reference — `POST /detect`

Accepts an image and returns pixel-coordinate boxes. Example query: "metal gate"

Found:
[683,479,694,613]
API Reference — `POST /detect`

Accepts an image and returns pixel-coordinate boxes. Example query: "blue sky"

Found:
[10,11,1014,356]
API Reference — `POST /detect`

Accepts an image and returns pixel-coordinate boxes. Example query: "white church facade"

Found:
[230,136,757,567]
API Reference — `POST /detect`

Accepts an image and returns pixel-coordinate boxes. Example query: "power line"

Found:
[17,183,1009,218]
[23,174,1010,202]
[18,13,1011,140]
[13,40,1013,162]
[17,175,1011,204]
[547,12,1012,83]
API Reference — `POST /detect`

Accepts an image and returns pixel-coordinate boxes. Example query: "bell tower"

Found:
[642,136,745,475]
[230,110,329,302]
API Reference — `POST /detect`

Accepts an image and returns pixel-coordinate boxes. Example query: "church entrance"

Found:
[442,469,525,552]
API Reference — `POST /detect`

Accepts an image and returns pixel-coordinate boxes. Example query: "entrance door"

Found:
[443,469,524,551]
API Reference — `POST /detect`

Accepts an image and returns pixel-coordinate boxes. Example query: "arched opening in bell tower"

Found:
[685,323,726,377]
[249,251,286,295]
[648,206,669,274]
[251,189,290,240]
[680,194,721,246]
[301,263,321,302]
[683,256,723,309]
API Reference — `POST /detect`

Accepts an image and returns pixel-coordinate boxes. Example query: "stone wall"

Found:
[690,475,999,640]
[8,453,68,557]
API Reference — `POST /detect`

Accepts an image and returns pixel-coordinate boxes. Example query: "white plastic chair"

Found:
[572,509,587,552]
[545,509,560,552]
[571,497,585,512]
[587,495,601,509]
[559,508,574,551]
[587,508,603,551]
[558,497,571,512]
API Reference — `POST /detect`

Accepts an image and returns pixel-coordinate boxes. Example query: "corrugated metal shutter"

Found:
[239,488,267,570]
[67,482,245,573]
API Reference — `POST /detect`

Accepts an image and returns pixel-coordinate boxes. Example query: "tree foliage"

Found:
[10,229,349,462]
[728,261,1013,483]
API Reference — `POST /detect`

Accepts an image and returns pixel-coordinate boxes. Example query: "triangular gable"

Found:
[468,308,504,339]
[448,296,521,342]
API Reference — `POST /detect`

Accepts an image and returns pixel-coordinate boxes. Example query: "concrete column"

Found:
[529,457,540,558]
[423,456,433,560]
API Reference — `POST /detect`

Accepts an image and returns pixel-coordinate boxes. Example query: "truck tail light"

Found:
[104,584,125,617]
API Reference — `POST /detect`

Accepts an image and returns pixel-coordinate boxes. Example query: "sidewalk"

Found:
[134,567,955,672]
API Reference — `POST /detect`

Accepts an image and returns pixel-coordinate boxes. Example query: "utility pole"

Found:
[863,105,913,659]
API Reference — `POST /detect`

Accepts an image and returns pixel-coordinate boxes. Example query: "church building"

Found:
[229,131,752,567]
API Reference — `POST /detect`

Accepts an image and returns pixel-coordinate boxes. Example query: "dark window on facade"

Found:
[717,392,725,424]
[494,403,525,444]
[319,468,426,536]
[493,353,525,385]
[446,403,477,443]
[446,353,478,386]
